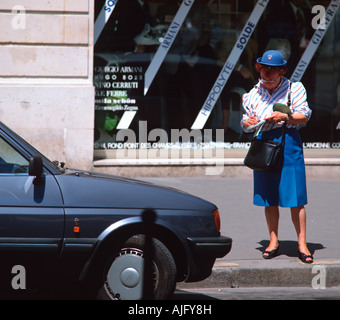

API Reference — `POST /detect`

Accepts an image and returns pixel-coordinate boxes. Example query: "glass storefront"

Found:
[93,0,340,155]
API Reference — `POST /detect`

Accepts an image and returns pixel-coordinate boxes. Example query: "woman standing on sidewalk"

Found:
[241,50,313,263]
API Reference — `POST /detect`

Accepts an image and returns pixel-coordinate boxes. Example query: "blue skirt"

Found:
[253,127,307,207]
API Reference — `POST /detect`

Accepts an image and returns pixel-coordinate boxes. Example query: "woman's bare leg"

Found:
[291,206,312,262]
[264,206,280,256]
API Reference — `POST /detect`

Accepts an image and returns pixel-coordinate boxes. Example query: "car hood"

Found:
[55,169,216,211]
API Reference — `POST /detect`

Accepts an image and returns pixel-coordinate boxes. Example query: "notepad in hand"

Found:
[247,120,266,131]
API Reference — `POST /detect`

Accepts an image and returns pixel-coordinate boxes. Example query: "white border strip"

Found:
[291,0,340,82]
[144,0,195,95]
[94,0,119,45]
[191,0,270,129]
[116,111,137,130]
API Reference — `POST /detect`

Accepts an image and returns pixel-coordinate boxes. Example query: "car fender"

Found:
[79,215,191,281]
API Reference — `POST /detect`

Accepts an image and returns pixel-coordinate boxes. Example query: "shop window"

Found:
[93,0,340,155]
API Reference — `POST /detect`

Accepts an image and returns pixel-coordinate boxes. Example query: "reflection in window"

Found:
[93,0,340,152]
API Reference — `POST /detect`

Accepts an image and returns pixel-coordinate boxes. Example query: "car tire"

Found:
[97,235,177,300]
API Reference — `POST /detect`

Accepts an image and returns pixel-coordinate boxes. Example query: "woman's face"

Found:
[259,65,286,91]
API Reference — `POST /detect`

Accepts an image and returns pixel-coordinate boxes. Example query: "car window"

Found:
[0,137,29,174]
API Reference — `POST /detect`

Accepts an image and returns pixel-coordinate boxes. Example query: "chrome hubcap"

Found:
[105,248,144,300]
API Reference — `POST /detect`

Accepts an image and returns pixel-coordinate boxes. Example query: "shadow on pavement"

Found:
[256,240,326,257]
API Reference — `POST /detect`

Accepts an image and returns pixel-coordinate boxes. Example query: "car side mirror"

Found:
[29,156,43,177]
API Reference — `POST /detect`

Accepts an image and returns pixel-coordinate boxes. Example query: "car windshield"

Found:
[0,137,29,174]
[1,123,65,174]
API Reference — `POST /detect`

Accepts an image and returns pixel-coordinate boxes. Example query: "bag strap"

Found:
[280,81,292,144]
[281,121,286,144]
[287,81,292,107]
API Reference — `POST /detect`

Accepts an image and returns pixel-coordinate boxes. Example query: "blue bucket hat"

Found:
[257,50,287,67]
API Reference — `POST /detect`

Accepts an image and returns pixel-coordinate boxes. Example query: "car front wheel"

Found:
[97,235,177,300]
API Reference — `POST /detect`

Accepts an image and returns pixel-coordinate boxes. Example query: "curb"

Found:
[177,259,340,289]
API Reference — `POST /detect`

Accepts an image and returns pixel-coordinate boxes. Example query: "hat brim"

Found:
[256,57,287,66]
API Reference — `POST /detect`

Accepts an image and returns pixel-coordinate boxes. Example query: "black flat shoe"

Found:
[263,243,280,259]
[298,251,313,264]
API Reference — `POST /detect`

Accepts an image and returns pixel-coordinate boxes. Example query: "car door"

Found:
[0,135,64,291]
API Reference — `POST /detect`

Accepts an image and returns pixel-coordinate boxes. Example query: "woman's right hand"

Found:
[244,116,259,129]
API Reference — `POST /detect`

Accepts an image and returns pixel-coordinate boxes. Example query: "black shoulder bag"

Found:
[243,82,292,172]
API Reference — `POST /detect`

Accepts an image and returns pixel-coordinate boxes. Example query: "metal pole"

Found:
[142,209,157,300]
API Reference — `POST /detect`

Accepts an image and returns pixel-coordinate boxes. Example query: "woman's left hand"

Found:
[264,112,287,123]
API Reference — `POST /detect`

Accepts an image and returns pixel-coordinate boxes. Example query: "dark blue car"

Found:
[0,121,231,299]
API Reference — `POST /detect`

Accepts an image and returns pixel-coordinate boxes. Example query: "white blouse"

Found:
[241,77,312,133]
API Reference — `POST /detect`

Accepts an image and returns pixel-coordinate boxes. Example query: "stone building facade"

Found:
[0,0,95,170]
